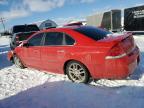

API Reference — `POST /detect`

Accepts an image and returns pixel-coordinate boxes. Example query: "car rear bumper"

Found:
[93,46,140,79]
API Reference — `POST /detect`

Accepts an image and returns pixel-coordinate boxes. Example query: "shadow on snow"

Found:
[0,45,12,69]
[0,81,144,108]
[130,52,144,80]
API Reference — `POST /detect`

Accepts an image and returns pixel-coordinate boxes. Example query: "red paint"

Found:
[7,27,140,80]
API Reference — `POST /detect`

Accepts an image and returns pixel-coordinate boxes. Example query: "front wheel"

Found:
[66,61,90,83]
[14,55,25,69]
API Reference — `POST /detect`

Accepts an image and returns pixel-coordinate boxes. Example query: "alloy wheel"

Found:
[66,62,89,83]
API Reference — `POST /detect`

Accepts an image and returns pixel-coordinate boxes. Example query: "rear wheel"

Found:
[14,55,25,69]
[66,61,90,83]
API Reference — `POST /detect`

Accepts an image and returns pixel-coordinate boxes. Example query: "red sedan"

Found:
[8,26,140,83]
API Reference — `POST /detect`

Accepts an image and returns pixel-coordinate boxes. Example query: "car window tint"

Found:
[44,32,63,45]
[74,26,112,41]
[65,34,75,45]
[28,33,44,46]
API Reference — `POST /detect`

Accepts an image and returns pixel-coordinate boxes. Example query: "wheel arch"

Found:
[63,59,91,77]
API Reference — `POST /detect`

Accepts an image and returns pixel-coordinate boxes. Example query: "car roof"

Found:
[39,26,81,32]
[41,26,104,31]
[36,26,106,35]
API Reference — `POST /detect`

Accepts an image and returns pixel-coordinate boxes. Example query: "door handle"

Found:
[34,50,39,53]
[57,50,65,53]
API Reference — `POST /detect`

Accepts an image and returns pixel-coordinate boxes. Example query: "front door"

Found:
[21,33,44,68]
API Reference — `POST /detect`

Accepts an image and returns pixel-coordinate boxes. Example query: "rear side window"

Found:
[13,25,39,33]
[74,26,112,41]
[44,32,63,45]
[28,33,44,46]
[13,26,25,33]
[26,25,39,32]
[65,34,75,45]
[44,32,75,46]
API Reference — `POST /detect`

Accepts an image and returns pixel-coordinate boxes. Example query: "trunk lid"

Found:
[99,32,136,59]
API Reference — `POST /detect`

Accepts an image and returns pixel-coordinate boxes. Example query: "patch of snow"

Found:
[0,66,69,100]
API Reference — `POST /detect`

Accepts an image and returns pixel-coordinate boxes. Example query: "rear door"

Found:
[21,33,44,68]
[41,32,64,73]
[41,32,75,73]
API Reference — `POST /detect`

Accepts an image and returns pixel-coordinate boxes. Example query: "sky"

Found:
[0,0,144,32]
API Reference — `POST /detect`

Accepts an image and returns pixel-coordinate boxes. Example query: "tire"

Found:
[14,55,25,69]
[66,61,90,83]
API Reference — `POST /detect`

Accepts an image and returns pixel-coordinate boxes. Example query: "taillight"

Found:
[105,43,126,59]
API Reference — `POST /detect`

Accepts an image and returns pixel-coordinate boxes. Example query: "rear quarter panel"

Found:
[55,29,114,78]
[61,45,111,78]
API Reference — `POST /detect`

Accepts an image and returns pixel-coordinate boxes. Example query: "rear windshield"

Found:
[13,25,39,33]
[74,26,112,41]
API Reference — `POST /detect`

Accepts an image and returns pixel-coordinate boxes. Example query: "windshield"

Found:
[13,25,39,33]
[74,26,112,41]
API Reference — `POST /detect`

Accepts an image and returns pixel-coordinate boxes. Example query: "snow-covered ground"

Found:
[0,35,144,108]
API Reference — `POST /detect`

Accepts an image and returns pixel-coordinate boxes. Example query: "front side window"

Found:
[28,33,44,46]
[13,25,39,33]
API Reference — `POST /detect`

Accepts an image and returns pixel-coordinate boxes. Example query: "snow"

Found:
[0,35,144,108]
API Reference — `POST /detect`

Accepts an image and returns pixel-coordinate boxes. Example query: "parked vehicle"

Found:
[86,10,121,32]
[124,5,144,31]
[8,26,140,83]
[10,24,40,50]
